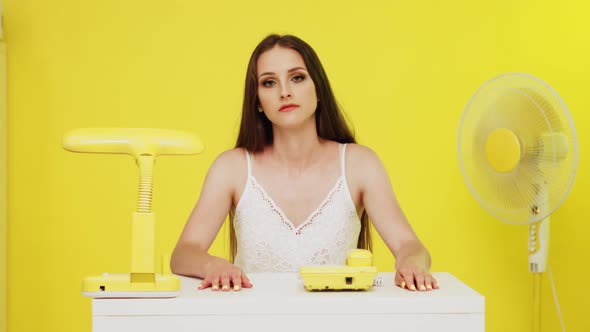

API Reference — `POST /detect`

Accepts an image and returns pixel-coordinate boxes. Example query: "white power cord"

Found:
[548,264,566,332]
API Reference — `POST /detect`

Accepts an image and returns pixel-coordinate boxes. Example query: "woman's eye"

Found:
[292,75,305,82]
[261,80,276,87]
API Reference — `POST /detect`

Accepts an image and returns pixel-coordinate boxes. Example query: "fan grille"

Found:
[458,73,578,224]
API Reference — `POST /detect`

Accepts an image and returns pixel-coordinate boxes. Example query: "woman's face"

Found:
[256,46,318,129]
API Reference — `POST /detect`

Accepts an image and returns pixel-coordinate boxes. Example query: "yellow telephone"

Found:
[299,249,378,291]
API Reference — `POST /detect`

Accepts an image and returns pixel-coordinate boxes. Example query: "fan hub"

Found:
[485,128,521,173]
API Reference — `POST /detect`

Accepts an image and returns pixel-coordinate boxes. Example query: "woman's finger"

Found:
[231,269,242,291]
[210,273,221,291]
[400,269,416,291]
[220,272,231,291]
[198,277,211,290]
[432,276,440,289]
[414,273,426,291]
[394,271,405,288]
[241,272,253,288]
[423,273,435,290]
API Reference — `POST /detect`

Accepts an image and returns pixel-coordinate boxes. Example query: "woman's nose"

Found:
[280,83,292,99]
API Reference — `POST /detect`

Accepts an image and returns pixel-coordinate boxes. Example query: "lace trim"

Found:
[250,178,293,231]
[250,176,344,235]
[296,180,343,235]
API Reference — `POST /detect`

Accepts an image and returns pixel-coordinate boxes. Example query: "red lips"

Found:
[279,104,299,112]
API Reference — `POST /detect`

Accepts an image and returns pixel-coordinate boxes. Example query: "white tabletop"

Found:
[93,272,484,316]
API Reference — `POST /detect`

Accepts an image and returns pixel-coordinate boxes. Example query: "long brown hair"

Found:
[230,34,371,261]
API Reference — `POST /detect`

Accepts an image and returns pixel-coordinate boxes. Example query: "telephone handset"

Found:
[299,249,378,291]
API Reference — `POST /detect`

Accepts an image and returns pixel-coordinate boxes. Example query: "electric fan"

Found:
[458,73,578,332]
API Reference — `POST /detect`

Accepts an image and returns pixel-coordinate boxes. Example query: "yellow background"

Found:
[1,19,7,332]
[3,1,590,331]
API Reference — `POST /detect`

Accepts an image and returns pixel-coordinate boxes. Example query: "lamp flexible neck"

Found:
[137,155,154,213]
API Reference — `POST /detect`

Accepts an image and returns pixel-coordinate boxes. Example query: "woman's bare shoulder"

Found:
[209,148,248,175]
[197,148,249,203]
[345,143,389,186]
[345,143,382,169]
[213,147,247,163]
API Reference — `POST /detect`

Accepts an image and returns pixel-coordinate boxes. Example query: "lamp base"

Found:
[82,273,180,298]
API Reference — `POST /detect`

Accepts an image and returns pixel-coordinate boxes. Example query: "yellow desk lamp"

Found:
[63,128,204,298]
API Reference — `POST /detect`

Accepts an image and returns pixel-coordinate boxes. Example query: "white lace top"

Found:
[233,144,361,272]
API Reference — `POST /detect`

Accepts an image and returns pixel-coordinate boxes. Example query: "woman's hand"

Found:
[197,256,253,291]
[394,257,438,291]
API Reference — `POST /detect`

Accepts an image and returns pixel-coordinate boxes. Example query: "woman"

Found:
[171,34,438,292]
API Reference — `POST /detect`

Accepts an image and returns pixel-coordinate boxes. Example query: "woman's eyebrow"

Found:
[258,67,307,79]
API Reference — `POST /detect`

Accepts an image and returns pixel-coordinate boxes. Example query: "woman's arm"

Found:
[349,144,438,291]
[171,148,252,290]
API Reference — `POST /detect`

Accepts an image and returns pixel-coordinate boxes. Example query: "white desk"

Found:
[91,272,485,332]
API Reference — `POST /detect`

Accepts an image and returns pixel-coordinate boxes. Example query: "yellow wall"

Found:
[4,0,590,331]
[1,0,7,329]
[0,33,6,332]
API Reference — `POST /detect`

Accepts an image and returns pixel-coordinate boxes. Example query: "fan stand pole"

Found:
[532,272,542,332]
[529,217,550,332]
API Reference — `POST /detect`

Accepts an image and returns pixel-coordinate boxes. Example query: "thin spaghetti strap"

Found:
[244,149,252,177]
[340,144,347,177]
